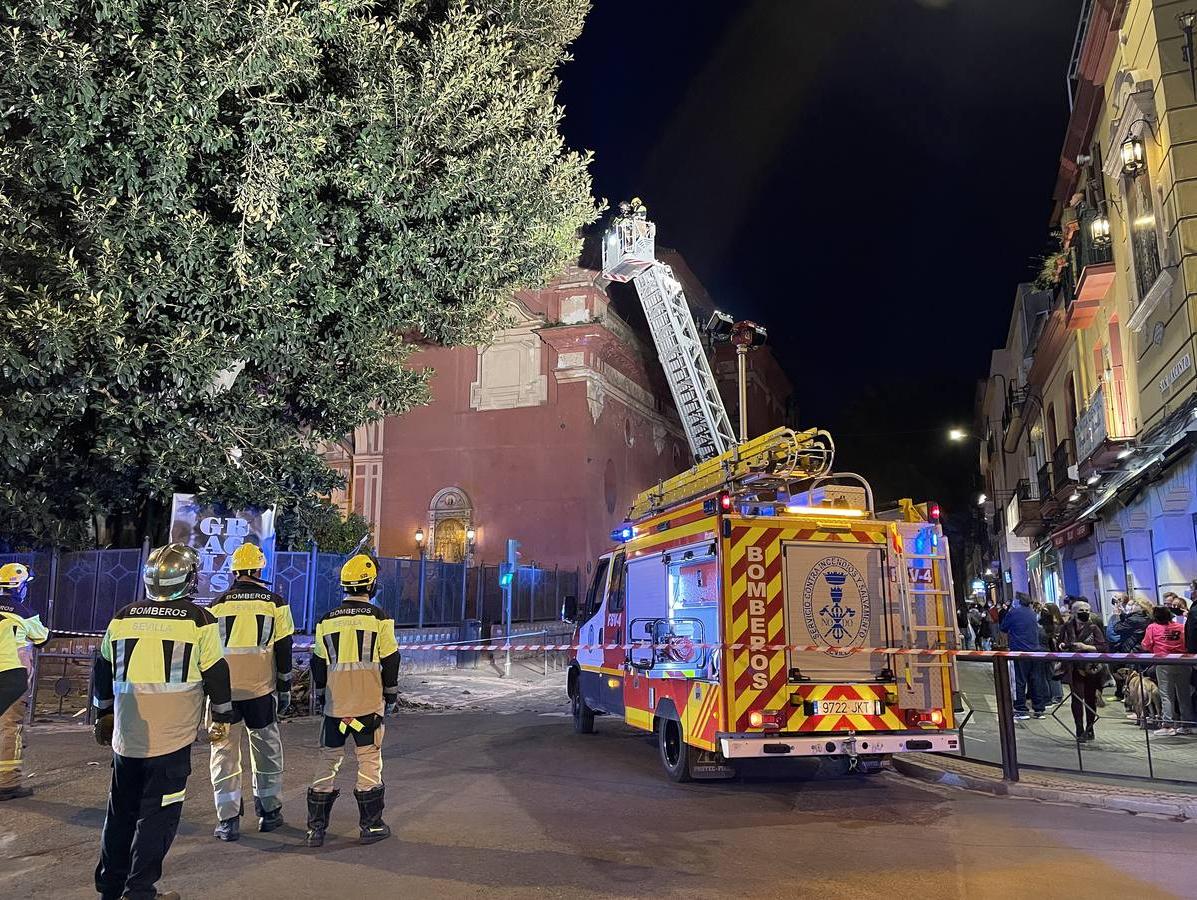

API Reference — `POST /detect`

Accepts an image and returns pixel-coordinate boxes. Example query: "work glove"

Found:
[93,714,114,747]
[276,691,291,716]
[384,693,400,716]
[206,721,230,743]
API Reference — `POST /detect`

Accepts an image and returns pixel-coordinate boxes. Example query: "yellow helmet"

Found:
[340,554,378,593]
[230,542,267,573]
[0,563,31,590]
[144,543,199,601]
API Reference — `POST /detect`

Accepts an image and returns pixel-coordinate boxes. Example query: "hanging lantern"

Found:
[1121,133,1146,177]
[1089,211,1111,247]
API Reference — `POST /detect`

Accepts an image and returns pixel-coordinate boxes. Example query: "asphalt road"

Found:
[1,705,1195,899]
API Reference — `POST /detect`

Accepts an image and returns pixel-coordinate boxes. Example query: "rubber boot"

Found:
[255,796,284,833]
[354,785,391,844]
[305,788,338,848]
[213,815,240,841]
[0,785,33,801]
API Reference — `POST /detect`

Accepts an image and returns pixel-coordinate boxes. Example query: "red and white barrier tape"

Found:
[45,631,1193,663]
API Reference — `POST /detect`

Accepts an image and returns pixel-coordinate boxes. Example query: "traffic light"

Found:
[500,539,520,588]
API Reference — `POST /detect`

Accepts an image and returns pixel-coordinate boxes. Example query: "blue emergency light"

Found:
[611,524,634,542]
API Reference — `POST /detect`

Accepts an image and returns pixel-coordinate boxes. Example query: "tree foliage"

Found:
[276,497,373,554]
[0,0,598,546]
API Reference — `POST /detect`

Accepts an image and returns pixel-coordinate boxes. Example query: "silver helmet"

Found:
[143,543,199,601]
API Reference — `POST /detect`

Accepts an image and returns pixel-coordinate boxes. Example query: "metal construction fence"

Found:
[0,548,581,636]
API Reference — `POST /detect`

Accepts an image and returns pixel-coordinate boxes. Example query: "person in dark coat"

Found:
[1000,594,1048,718]
[1113,598,1151,652]
[1057,598,1108,741]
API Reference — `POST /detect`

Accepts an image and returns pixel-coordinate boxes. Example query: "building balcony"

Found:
[1064,209,1116,331]
[1074,383,1134,473]
[1009,479,1045,538]
[1035,441,1077,519]
[1037,461,1058,517]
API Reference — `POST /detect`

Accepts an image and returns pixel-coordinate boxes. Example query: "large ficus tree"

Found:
[0,0,598,547]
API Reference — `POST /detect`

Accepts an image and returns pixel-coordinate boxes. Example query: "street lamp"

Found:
[1181,11,1197,97]
[1089,211,1111,247]
[977,493,987,506]
[415,527,425,558]
[466,526,476,546]
[948,427,969,442]
[1121,134,1147,178]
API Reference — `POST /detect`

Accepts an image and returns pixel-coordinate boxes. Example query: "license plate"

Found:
[810,699,882,716]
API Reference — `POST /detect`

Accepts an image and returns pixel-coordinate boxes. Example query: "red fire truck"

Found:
[564,207,961,781]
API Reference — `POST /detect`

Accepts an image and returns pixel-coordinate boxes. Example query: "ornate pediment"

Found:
[1104,69,1156,178]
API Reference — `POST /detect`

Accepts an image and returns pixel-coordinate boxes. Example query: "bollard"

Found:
[992,656,1019,782]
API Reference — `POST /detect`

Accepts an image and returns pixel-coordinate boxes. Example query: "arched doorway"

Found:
[427,487,473,563]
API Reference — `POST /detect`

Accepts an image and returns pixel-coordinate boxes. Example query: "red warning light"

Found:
[720,493,733,511]
[929,503,941,521]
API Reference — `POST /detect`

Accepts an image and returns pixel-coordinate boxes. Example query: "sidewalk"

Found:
[955,660,1197,782]
[395,657,569,713]
[892,752,1197,819]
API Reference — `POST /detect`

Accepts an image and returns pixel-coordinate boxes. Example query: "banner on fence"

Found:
[169,493,276,602]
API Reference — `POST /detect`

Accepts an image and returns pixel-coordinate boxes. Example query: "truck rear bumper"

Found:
[719,731,960,759]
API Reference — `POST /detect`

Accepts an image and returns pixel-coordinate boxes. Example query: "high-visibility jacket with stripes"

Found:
[93,596,233,758]
[208,579,295,701]
[311,597,400,718]
[0,593,49,673]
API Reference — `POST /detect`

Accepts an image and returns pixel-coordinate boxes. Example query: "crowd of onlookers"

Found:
[957,585,1197,743]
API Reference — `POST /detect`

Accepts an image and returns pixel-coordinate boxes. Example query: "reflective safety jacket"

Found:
[311,597,400,718]
[93,597,233,758]
[0,593,49,674]
[208,578,295,701]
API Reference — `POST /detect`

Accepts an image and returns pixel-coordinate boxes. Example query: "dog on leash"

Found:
[1118,668,1162,725]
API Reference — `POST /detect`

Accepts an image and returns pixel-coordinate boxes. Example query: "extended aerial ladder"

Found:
[602,202,835,517]
[601,203,738,463]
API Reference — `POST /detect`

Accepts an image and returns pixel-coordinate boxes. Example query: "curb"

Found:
[890,756,1192,819]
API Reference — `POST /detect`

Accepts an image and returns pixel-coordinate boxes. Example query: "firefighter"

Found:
[93,543,234,900]
[0,562,49,800]
[305,553,400,848]
[207,541,294,841]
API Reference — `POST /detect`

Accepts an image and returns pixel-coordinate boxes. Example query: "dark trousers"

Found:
[95,744,191,900]
[1069,670,1101,733]
[1013,658,1048,713]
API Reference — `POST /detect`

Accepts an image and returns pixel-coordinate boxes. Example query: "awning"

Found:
[1049,520,1093,549]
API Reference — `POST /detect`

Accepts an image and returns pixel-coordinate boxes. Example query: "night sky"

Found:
[558,0,1081,514]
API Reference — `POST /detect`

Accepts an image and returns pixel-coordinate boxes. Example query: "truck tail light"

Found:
[904,708,944,728]
[748,710,784,731]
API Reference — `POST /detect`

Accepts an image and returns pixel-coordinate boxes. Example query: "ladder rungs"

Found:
[904,554,947,561]
[908,589,951,596]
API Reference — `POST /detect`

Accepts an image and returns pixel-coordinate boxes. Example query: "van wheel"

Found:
[572,691,596,734]
[658,718,694,782]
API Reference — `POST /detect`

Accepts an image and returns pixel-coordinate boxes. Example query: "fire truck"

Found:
[564,204,961,781]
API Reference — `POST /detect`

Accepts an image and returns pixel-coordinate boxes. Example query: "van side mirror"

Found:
[562,595,578,623]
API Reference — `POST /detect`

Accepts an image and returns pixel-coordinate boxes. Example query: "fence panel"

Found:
[56,551,100,633]
[423,561,465,626]
[92,549,143,631]
[374,557,420,625]
[312,553,345,624]
[272,551,312,633]
[0,551,52,620]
